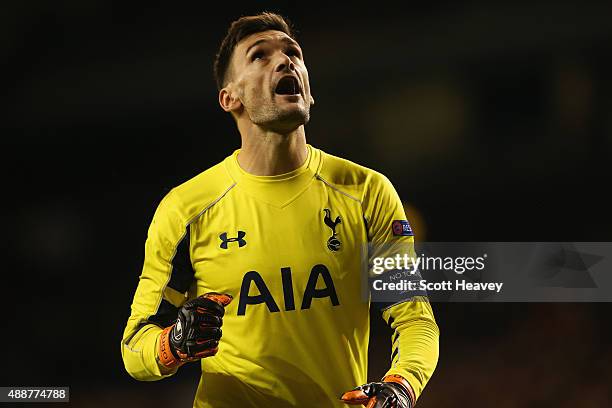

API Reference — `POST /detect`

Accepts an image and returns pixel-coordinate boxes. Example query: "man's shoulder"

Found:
[164,158,235,223]
[316,148,389,202]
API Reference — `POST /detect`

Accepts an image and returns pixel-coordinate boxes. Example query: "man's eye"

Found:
[251,51,264,61]
[287,48,301,58]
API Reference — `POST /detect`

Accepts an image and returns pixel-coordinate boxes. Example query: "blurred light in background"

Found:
[403,201,427,241]
[365,78,471,175]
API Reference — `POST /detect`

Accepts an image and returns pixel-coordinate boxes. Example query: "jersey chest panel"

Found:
[189,183,366,309]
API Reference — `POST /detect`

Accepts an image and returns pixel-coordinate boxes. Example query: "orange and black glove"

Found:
[341,375,415,408]
[158,292,232,369]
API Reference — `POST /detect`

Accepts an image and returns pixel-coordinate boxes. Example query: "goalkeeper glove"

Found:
[341,375,415,408]
[157,292,232,369]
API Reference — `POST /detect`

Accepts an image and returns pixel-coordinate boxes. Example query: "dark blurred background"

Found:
[2,1,612,407]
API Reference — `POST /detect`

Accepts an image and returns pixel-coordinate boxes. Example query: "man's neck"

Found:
[237,125,308,176]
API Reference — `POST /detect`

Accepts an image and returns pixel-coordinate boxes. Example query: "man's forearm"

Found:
[121,318,178,381]
[381,297,440,402]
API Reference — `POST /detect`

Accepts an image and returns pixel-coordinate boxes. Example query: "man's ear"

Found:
[219,85,242,112]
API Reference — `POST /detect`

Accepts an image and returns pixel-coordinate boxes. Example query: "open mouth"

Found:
[275,76,301,96]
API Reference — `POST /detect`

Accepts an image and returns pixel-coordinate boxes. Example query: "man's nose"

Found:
[275,53,295,73]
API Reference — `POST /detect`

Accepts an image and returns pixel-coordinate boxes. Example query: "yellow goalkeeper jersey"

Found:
[121,145,439,407]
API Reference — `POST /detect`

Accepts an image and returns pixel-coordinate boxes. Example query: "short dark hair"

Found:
[213,12,296,91]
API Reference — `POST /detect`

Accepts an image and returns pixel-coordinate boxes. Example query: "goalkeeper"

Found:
[121,12,439,408]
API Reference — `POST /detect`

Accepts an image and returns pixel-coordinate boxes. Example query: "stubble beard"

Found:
[248,97,311,134]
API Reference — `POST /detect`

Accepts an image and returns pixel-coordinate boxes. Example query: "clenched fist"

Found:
[158,292,232,369]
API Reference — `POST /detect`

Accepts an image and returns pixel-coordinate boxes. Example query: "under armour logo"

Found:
[219,231,247,249]
[323,209,342,251]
